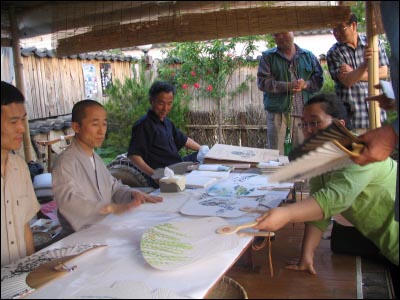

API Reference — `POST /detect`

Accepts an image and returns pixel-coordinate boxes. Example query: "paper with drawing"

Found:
[204,144,279,164]
[207,174,292,197]
[141,217,239,270]
[180,194,259,217]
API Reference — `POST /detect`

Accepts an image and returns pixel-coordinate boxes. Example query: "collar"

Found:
[70,138,96,157]
[148,109,164,123]
[337,33,367,49]
[357,33,367,46]
[272,44,305,58]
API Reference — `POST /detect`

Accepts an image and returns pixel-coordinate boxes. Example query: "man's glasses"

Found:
[298,121,322,129]
[332,25,348,35]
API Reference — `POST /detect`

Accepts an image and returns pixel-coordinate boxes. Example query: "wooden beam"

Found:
[56,6,351,56]
[10,7,34,162]
[366,2,381,129]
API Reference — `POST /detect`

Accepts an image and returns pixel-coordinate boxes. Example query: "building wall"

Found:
[1,48,134,120]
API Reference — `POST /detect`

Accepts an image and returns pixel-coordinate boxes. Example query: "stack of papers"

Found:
[188,170,231,179]
[185,175,217,189]
[184,165,232,189]
[257,156,289,174]
[204,144,279,167]
[197,164,232,172]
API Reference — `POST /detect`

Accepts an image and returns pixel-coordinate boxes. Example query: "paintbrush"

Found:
[216,221,258,235]
[240,207,268,214]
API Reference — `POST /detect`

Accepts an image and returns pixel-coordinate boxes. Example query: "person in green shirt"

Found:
[254,93,398,274]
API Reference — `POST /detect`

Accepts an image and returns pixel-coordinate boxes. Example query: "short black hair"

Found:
[305,93,353,130]
[1,81,25,112]
[349,13,358,24]
[149,81,175,102]
[72,99,104,124]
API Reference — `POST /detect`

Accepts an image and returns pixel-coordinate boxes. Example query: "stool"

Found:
[205,276,248,299]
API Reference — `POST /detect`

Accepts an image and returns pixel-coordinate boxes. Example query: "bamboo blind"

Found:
[50,1,351,56]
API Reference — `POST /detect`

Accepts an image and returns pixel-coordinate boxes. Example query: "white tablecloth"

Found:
[24,196,257,298]
[3,173,291,299]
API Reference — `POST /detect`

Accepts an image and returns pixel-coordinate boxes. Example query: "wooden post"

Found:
[365,2,381,129]
[10,7,34,162]
[217,97,223,143]
[239,112,247,146]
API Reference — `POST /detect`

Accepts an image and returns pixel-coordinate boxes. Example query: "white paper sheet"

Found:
[137,192,191,212]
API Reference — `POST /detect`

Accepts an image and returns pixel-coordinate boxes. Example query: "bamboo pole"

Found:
[365,1,381,129]
[10,7,34,162]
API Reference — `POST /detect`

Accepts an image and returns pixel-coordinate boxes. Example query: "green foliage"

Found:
[158,37,260,104]
[351,1,366,32]
[351,1,391,57]
[157,37,261,142]
[102,61,152,156]
[263,34,276,49]
[385,110,398,125]
[103,49,123,55]
[95,146,122,165]
[320,64,335,94]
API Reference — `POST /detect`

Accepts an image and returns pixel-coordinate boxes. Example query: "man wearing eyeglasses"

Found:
[327,13,389,134]
[254,94,398,288]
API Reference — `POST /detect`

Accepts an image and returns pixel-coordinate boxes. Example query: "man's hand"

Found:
[363,47,373,61]
[366,83,397,111]
[253,207,290,232]
[351,125,398,166]
[366,94,397,110]
[99,200,141,215]
[339,63,353,75]
[99,191,163,215]
[131,190,163,204]
[292,79,307,92]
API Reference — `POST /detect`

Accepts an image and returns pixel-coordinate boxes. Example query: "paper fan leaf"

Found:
[269,141,353,183]
[26,256,78,289]
[289,119,362,161]
[1,244,105,298]
[141,217,239,270]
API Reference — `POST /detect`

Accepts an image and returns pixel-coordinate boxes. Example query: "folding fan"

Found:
[269,120,364,183]
[1,244,105,299]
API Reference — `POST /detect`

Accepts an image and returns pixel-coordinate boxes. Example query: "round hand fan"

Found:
[140,217,239,270]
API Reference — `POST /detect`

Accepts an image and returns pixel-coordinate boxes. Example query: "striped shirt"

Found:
[327,34,389,129]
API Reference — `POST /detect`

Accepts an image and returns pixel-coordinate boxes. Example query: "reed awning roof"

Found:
[2,1,351,57]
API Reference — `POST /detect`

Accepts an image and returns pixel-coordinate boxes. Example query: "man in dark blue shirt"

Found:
[127,81,201,187]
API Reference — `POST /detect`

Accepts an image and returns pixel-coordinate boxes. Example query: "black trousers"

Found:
[330,220,398,298]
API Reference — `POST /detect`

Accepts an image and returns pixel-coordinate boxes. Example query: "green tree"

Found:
[158,37,260,142]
